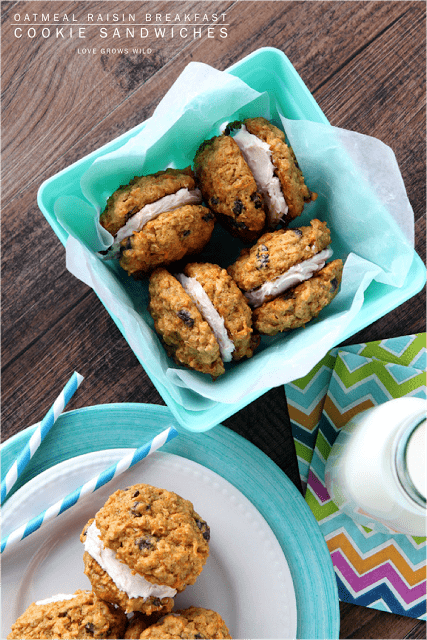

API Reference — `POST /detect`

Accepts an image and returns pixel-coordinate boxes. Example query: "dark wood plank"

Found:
[339,602,421,639]
[404,621,427,639]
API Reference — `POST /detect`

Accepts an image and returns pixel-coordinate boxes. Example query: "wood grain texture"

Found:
[339,601,426,640]
[1,2,426,637]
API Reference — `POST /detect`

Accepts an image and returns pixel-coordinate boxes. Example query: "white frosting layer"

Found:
[245,247,333,308]
[36,593,82,605]
[110,188,202,251]
[232,125,288,226]
[176,273,235,362]
[84,521,177,600]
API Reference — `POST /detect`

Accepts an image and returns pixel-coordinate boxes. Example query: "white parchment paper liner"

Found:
[55,62,417,409]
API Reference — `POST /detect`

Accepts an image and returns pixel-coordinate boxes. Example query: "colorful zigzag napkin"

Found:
[286,334,426,619]
[286,334,426,490]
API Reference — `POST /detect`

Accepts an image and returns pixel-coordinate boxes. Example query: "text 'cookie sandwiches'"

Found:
[125,606,232,639]
[148,263,258,378]
[194,117,316,242]
[80,484,210,615]
[228,219,343,335]
[100,167,215,277]
[7,590,127,639]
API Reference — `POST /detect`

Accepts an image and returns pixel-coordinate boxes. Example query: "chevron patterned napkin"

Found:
[286,334,426,490]
[285,334,426,619]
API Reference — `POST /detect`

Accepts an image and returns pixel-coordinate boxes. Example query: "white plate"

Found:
[2,450,297,639]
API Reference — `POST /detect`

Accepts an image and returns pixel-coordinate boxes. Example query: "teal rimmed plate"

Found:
[1,403,340,639]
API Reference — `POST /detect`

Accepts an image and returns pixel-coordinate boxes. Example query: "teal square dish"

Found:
[37,47,426,432]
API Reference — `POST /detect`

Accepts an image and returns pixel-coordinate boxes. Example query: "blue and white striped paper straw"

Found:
[1,371,84,505]
[1,425,178,554]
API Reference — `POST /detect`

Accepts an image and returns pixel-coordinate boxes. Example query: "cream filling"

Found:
[84,521,177,601]
[107,188,202,254]
[176,273,235,363]
[232,125,288,227]
[245,247,333,308]
[36,593,82,605]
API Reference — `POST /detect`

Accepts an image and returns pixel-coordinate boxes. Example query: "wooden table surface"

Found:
[2,1,426,638]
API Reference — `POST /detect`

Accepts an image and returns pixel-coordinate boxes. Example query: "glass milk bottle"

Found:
[325,397,426,536]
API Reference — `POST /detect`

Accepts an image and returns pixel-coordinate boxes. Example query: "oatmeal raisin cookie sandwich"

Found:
[228,219,343,335]
[148,263,258,377]
[227,117,317,227]
[100,167,215,277]
[194,117,316,241]
[80,484,210,616]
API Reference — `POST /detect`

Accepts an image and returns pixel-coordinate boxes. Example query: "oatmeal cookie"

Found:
[194,134,266,242]
[80,484,210,615]
[136,607,231,639]
[7,590,127,639]
[148,268,225,378]
[253,259,343,335]
[119,205,215,278]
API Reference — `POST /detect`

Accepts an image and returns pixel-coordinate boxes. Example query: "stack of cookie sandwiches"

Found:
[97,116,343,377]
[8,483,232,639]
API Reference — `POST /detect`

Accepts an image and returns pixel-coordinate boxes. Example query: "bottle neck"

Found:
[394,416,426,509]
